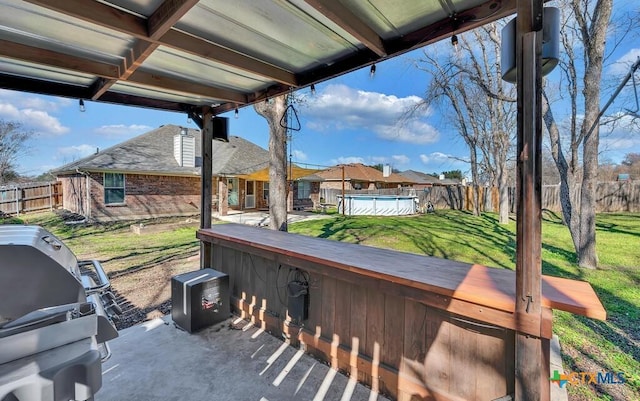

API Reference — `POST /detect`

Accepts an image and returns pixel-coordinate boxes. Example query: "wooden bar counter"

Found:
[198,224,605,401]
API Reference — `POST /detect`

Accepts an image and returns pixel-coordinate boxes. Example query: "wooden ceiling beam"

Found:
[147,0,199,40]
[24,0,297,86]
[129,71,247,104]
[0,73,90,99]
[386,0,516,53]
[296,0,515,88]
[90,41,161,100]
[159,30,297,86]
[0,38,246,105]
[0,73,195,112]
[0,39,121,79]
[91,0,197,100]
[304,0,386,57]
[24,0,148,37]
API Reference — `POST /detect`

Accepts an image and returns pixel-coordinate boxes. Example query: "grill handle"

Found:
[78,260,111,295]
[41,235,62,250]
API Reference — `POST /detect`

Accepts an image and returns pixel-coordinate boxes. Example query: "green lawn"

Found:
[0,212,201,276]
[2,210,637,400]
[290,210,639,401]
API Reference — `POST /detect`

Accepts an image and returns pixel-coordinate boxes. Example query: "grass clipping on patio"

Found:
[289,211,639,401]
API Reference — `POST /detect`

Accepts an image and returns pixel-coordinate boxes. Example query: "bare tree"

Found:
[414,57,481,215]
[620,152,640,178]
[542,0,614,268]
[414,23,516,221]
[0,120,31,184]
[254,95,289,231]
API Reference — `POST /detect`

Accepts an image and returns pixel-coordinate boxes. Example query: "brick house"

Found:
[53,125,270,221]
[313,163,414,191]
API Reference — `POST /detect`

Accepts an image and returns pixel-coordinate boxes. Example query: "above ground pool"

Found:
[337,194,418,216]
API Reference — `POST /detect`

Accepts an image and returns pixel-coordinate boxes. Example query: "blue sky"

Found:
[2,5,639,178]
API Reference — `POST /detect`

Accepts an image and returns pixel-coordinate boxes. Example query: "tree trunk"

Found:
[498,161,509,224]
[470,147,481,216]
[572,0,611,268]
[254,95,288,231]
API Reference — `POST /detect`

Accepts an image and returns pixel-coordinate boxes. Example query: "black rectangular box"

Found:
[171,268,229,333]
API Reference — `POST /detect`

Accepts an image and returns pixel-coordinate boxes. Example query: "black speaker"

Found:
[171,268,229,333]
[210,116,229,142]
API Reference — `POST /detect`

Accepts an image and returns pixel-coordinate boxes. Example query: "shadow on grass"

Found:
[103,243,199,278]
[560,350,633,401]
[293,210,639,400]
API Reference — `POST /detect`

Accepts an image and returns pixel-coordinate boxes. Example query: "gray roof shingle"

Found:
[400,170,461,186]
[53,125,269,177]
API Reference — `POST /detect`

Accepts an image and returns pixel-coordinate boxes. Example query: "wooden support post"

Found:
[515,0,546,400]
[200,108,214,269]
[341,165,345,216]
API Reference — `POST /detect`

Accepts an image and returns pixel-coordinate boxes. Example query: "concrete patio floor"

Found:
[213,210,334,227]
[97,316,389,401]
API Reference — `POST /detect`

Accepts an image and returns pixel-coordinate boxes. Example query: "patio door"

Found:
[228,178,239,207]
[245,180,255,209]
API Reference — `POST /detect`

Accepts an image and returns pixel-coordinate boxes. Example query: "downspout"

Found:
[76,169,91,220]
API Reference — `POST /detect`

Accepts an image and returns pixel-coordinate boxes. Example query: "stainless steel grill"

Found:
[0,225,120,401]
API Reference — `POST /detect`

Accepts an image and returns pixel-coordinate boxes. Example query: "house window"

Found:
[297,181,311,199]
[263,182,269,200]
[104,173,125,204]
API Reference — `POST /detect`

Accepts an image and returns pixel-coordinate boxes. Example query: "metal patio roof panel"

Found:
[0,59,95,87]
[342,0,449,39]
[108,80,223,106]
[0,0,517,113]
[140,45,272,93]
[175,0,361,73]
[0,0,135,63]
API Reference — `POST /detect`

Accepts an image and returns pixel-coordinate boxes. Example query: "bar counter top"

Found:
[198,223,606,321]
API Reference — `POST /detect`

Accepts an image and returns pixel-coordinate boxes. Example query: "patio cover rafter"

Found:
[89,0,200,99]
[304,0,387,57]
[0,39,247,105]
[23,0,297,88]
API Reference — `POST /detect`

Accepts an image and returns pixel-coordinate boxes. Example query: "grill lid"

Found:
[0,225,84,321]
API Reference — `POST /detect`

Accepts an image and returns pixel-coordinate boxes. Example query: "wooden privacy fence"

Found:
[0,182,62,216]
[323,181,640,213]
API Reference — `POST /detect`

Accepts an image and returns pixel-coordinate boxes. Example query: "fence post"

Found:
[15,187,19,216]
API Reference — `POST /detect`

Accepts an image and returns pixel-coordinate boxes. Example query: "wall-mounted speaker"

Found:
[209,117,229,142]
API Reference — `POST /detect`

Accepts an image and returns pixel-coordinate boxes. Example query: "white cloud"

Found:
[330,156,366,165]
[304,84,439,144]
[94,124,153,137]
[21,97,73,112]
[609,48,640,75]
[21,109,69,135]
[328,155,409,166]
[0,103,69,135]
[291,149,308,161]
[57,144,97,160]
[370,156,388,164]
[0,90,72,112]
[392,154,410,164]
[600,115,640,155]
[601,137,640,150]
[0,103,20,119]
[376,120,439,144]
[419,152,454,164]
[0,91,71,136]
